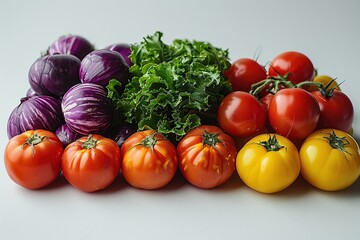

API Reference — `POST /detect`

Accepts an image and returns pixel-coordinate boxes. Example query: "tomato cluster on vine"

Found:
[220,51,354,143]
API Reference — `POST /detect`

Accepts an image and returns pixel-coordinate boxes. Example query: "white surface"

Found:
[1,0,360,239]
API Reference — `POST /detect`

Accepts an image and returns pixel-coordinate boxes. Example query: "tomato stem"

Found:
[249,75,296,98]
[202,131,222,147]
[315,78,343,99]
[82,135,98,149]
[24,133,46,147]
[23,133,47,156]
[257,134,284,151]
[141,132,158,149]
[324,129,352,156]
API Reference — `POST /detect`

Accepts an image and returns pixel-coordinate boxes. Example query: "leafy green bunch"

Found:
[107,31,232,140]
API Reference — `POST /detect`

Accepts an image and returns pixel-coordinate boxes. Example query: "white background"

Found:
[1,0,360,239]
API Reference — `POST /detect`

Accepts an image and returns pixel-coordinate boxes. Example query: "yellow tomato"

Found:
[307,75,341,92]
[300,129,360,191]
[236,134,300,193]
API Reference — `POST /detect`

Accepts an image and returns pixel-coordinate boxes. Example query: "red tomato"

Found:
[311,90,354,132]
[217,91,267,137]
[177,125,237,188]
[268,88,320,140]
[260,93,274,110]
[62,134,121,192]
[4,129,63,189]
[224,58,267,92]
[268,51,315,84]
[121,130,178,190]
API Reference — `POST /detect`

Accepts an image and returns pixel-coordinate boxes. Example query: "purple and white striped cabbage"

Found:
[48,34,94,60]
[105,122,137,147]
[28,54,81,97]
[7,95,64,139]
[26,88,38,97]
[79,49,129,87]
[61,83,113,135]
[55,123,82,147]
[105,43,132,67]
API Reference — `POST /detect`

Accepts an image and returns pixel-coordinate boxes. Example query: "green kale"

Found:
[107,31,231,141]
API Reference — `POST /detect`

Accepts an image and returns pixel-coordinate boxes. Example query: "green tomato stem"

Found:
[141,132,158,149]
[257,134,284,152]
[324,130,351,155]
[24,133,46,147]
[202,131,222,147]
[23,133,48,156]
[82,135,98,149]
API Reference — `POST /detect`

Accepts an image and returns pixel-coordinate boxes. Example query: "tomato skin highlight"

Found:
[217,91,267,137]
[121,130,178,190]
[62,134,121,192]
[268,51,315,84]
[311,90,354,132]
[4,129,63,190]
[236,134,300,193]
[225,58,267,92]
[177,125,237,189]
[268,88,320,140]
[300,129,360,191]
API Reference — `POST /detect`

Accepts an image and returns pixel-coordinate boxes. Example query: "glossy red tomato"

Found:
[268,51,315,84]
[224,58,267,92]
[177,125,237,188]
[121,130,178,190]
[268,88,320,140]
[217,91,267,137]
[4,129,63,189]
[311,90,354,132]
[260,93,274,110]
[62,134,121,192]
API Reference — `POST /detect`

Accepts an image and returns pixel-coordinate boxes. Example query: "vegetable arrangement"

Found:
[3,32,360,194]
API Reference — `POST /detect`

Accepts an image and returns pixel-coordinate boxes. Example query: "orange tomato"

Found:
[121,130,178,190]
[177,125,237,188]
[4,129,63,189]
[62,134,121,192]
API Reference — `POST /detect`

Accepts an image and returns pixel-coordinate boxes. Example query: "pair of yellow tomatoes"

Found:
[236,129,360,193]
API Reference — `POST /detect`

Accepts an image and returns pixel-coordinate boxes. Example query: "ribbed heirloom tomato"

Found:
[300,129,360,191]
[4,129,63,189]
[121,130,178,190]
[177,125,237,188]
[62,134,121,192]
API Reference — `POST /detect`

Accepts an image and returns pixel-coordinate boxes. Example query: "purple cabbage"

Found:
[56,123,82,147]
[7,95,64,139]
[79,49,129,87]
[61,83,114,135]
[26,88,38,97]
[105,43,132,67]
[48,34,94,60]
[28,54,81,97]
[105,122,137,147]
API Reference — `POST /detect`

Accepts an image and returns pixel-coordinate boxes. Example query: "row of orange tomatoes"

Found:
[4,124,360,193]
